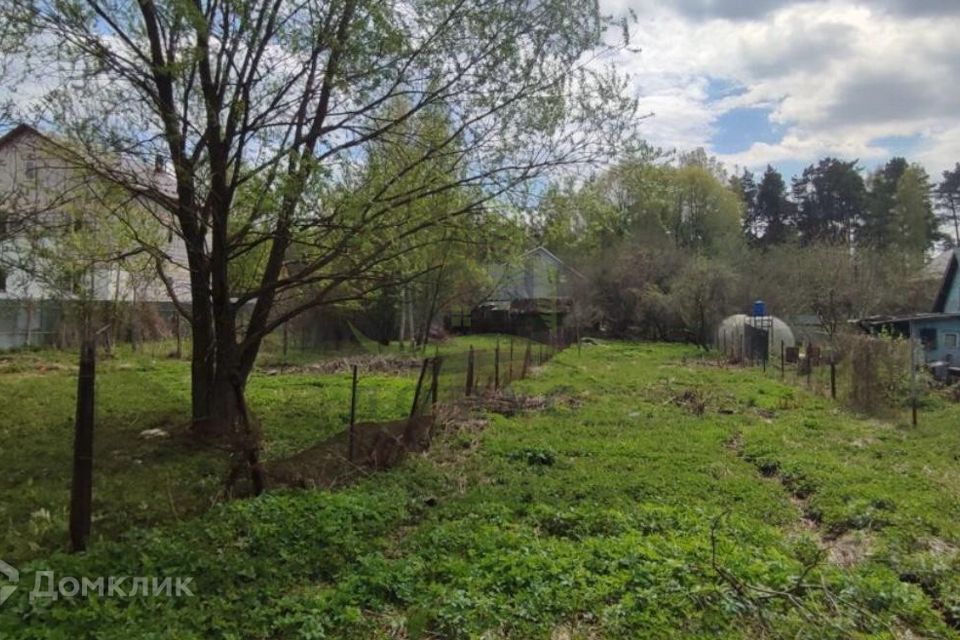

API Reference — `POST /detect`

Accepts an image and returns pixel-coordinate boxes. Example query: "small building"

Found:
[447,246,581,340]
[856,250,960,365]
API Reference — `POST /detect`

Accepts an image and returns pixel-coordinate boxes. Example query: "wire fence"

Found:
[722,332,924,424]
[282,336,568,471]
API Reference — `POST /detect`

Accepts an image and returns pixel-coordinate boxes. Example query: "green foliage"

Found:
[3,343,960,638]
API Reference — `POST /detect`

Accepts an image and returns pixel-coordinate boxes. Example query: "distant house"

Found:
[0,124,190,347]
[856,249,960,365]
[448,246,581,339]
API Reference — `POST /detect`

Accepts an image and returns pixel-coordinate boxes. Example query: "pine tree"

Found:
[730,170,758,244]
[754,165,795,247]
[892,164,937,262]
[860,157,907,249]
[937,164,960,247]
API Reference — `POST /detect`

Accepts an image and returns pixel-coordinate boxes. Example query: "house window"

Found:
[920,328,938,350]
[24,159,37,180]
[945,333,958,349]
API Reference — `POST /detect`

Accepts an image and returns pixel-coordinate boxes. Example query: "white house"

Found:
[0,124,191,347]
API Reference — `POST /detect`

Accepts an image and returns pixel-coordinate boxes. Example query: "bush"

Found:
[839,333,914,415]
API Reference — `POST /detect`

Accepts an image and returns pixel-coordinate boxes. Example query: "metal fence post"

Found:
[830,359,837,399]
[410,358,430,418]
[70,339,96,553]
[431,357,441,407]
[465,346,475,396]
[494,339,500,391]
[349,365,358,461]
[174,312,182,359]
[780,340,785,379]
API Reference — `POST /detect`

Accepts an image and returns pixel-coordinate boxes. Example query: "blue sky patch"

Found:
[704,77,747,103]
[711,106,784,155]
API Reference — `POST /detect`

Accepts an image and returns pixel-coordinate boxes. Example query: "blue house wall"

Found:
[910,317,960,363]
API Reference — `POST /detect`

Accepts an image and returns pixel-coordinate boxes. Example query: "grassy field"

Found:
[3,341,960,638]
[0,334,536,564]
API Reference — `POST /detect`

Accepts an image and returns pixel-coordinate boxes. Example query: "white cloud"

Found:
[603,1,960,175]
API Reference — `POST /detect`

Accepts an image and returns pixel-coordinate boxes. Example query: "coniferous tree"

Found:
[754,165,795,247]
[891,164,937,262]
[730,169,758,244]
[937,164,960,247]
[860,157,908,249]
[791,158,866,245]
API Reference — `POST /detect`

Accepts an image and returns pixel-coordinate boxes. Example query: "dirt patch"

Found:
[260,354,422,376]
[672,388,706,416]
[643,380,739,416]
[826,531,874,567]
[265,415,435,490]
[460,391,548,416]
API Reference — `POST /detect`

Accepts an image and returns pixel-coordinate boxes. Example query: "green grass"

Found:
[3,342,960,638]
[0,344,418,564]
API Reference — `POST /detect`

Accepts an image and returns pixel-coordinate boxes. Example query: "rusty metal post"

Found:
[349,365,358,461]
[830,360,836,399]
[431,356,441,407]
[494,339,500,391]
[70,340,96,552]
[465,346,475,396]
[174,312,182,359]
[410,358,430,418]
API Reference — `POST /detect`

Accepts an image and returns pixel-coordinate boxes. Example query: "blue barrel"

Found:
[752,299,766,317]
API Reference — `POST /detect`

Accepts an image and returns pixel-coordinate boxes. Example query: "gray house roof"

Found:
[486,247,580,303]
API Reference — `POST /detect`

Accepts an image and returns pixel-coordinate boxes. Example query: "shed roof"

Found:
[857,312,960,326]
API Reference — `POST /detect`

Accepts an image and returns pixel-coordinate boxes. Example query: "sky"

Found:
[599,0,960,180]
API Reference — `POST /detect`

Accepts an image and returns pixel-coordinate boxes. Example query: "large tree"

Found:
[937,163,960,247]
[5,0,636,442]
[891,164,937,262]
[860,157,908,249]
[753,165,794,247]
[729,169,758,244]
[792,157,866,245]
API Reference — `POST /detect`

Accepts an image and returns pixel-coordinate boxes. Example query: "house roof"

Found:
[933,250,959,312]
[0,124,42,152]
[857,312,960,326]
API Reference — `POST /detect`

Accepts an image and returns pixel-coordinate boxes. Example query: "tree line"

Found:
[536,149,958,345]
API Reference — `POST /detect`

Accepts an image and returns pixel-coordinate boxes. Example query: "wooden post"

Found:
[70,339,96,553]
[349,365,358,461]
[431,357,441,407]
[465,346,475,396]
[494,339,500,391]
[522,342,532,378]
[508,338,514,384]
[282,322,288,359]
